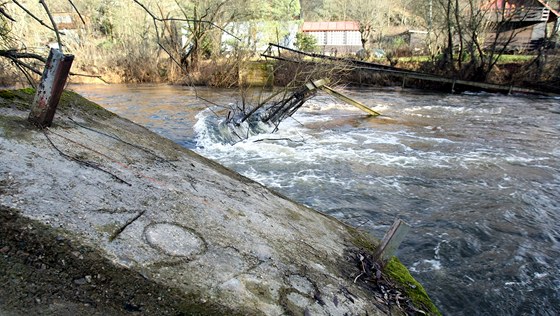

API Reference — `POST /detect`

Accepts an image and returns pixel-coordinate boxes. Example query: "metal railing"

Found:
[488,7,550,22]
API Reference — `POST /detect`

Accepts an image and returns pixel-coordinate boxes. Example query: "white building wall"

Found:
[346,31,362,45]
[327,31,344,45]
[306,30,361,46]
[308,31,326,45]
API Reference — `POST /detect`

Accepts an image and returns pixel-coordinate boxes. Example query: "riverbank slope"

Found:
[0,89,439,315]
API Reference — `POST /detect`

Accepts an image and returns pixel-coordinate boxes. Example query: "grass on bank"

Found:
[350,229,441,315]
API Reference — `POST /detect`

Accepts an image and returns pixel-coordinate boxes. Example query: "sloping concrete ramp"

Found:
[0,90,436,315]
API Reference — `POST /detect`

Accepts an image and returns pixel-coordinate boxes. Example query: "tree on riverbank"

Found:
[0,0,161,84]
[1,0,560,91]
[418,0,560,85]
[301,0,420,53]
[0,0,301,85]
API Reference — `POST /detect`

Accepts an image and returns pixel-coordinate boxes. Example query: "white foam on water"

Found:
[410,259,443,272]
[404,105,466,114]
[300,99,362,113]
[369,177,404,193]
[404,102,505,117]
[240,168,291,189]
[194,105,532,177]
[434,239,450,260]
[505,281,524,286]
[73,84,560,315]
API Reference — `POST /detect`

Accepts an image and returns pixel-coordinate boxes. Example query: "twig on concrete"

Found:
[42,128,131,186]
[109,210,146,242]
[353,272,364,284]
[67,117,168,163]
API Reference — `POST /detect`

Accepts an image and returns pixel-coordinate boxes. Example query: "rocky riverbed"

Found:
[0,89,438,315]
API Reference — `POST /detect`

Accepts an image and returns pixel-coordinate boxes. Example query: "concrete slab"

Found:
[0,90,438,315]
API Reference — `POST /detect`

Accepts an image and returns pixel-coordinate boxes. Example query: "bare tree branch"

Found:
[67,0,85,25]
[0,50,47,63]
[11,0,56,32]
[13,61,37,88]
[39,0,62,52]
[132,0,241,41]
[68,72,109,84]
[6,55,42,75]
[0,6,16,21]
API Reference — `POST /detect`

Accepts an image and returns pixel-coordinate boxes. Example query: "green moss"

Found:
[0,90,17,99]
[58,91,115,119]
[0,87,35,99]
[348,228,440,315]
[19,87,36,95]
[497,54,534,63]
[175,294,248,316]
[0,88,115,120]
[385,257,441,315]
[0,88,35,110]
[245,280,276,305]
[286,209,302,221]
[96,223,121,235]
[348,228,379,253]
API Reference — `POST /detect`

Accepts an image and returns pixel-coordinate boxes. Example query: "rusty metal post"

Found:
[28,48,74,127]
[374,218,411,267]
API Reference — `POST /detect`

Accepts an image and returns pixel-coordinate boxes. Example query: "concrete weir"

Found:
[0,89,439,315]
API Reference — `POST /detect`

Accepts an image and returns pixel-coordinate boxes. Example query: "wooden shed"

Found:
[484,0,559,51]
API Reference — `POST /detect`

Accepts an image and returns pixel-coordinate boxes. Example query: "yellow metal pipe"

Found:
[320,85,381,116]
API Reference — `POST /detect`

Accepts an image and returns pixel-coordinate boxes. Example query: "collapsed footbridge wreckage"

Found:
[215,78,380,143]
[261,43,557,96]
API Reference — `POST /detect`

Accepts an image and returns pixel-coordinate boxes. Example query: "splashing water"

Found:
[72,84,560,315]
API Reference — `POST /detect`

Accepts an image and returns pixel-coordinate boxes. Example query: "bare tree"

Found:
[428,0,537,82]
[0,0,87,85]
[320,0,414,53]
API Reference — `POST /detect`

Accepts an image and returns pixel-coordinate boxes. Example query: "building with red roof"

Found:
[301,21,362,54]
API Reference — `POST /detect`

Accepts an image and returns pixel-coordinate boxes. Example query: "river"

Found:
[70,83,560,315]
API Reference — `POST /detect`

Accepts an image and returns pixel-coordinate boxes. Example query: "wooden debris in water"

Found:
[374,219,411,267]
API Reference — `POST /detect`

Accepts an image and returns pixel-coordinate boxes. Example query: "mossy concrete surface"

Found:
[0,89,439,315]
